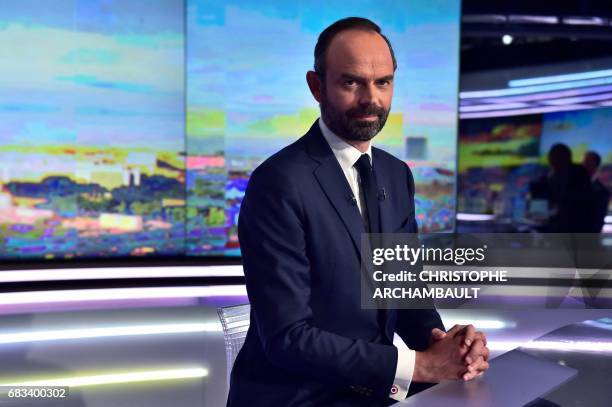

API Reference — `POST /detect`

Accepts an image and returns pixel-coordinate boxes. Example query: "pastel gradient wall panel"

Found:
[0,0,185,259]
[186,0,461,256]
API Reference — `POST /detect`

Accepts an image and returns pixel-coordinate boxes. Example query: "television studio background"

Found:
[0,0,610,406]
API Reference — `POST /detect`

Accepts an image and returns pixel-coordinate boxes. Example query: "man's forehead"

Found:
[326,29,394,74]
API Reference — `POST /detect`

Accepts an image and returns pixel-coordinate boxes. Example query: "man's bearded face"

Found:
[320,82,390,141]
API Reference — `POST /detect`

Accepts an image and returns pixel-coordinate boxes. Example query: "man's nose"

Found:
[358,83,378,105]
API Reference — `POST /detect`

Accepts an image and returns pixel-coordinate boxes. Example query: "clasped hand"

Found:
[413,324,490,383]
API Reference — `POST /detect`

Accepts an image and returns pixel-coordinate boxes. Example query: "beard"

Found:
[320,91,390,142]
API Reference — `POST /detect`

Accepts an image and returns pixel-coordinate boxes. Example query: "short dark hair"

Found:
[314,17,397,80]
[586,150,602,168]
[548,143,572,168]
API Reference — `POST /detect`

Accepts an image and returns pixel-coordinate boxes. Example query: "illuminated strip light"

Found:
[509,69,612,87]
[0,265,244,283]
[460,77,612,99]
[487,340,612,353]
[598,100,612,107]
[540,92,612,105]
[0,322,222,345]
[562,16,607,26]
[433,266,591,280]
[0,286,247,306]
[507,15,558,24]
[460,104,592,119]
[0,367,209,388]
[473,286,612,299]
[419,284,612,298]
[459,102,530,112]
[456,213,496,221]
[474,84,612,104]
[605,216,612,224]
[462,14,507,24]
[524,340,612,353]
[442,319,512,330]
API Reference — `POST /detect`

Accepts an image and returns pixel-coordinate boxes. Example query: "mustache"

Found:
[346,105,386,118]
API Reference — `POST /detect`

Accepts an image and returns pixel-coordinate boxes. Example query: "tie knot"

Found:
[354,154,372,174]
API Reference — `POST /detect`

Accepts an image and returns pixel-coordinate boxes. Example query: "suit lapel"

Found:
[305,121,364,255]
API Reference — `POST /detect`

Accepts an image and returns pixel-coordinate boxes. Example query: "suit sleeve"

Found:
[395,164,445,351]
[238,164,398,400]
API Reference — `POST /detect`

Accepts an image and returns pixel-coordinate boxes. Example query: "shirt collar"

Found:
[318,117,372,171]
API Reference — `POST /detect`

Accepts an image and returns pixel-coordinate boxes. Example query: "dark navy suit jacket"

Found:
[228,121,444,406]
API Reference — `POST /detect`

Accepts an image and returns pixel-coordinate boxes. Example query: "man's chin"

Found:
[344,122,382,141]
[344,132,378,142]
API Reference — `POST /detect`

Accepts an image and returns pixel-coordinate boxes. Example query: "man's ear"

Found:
[306,70,322,103]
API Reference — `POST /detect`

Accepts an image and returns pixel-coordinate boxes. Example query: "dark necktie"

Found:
[354,154,381,234]
[355,154,388,335]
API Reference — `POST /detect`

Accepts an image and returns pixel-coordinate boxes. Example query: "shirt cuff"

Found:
[389,338,415,401]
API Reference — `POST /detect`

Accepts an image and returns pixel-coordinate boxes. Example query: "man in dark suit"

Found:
[228,17,489,406]
[530,143,595,232]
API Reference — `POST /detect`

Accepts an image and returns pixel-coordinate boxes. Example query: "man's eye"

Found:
[344,80,357,87]
[377,80,390,86]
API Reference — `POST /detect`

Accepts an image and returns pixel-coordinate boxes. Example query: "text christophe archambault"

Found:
[370,245,507,299]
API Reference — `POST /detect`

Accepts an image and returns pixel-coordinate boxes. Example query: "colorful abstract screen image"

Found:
[0,0,185,259]
[458,114,543,217]
[187,0,461,255]
[0,0,460,260]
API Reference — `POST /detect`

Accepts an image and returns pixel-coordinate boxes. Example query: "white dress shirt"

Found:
[318,117,415,401]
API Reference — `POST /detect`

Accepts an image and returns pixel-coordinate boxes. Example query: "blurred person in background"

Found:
[530,143,593,232]
[583,151,610,232]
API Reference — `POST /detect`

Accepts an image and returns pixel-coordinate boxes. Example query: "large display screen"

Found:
[0,0,185,259]
[458,107,612,218]
[0,0,461,260]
